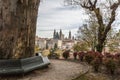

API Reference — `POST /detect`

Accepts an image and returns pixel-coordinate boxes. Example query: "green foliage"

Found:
[77,23,98,51]
[54,43,58,50]
[35,45,40,53]
[73,44,80,52]
[62,50,70,59]
[48,48,62,59]
[107,42,120,52]
[48,53,60,59]
[73,43,88,52]
[106,29,120,53]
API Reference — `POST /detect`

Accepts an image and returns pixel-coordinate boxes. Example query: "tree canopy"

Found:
[65,0,120,53]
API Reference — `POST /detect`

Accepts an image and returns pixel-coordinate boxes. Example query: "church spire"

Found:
[59,29,62,39]
[69,30,71,40]
[56,32,59,39]
[53,29,56,39]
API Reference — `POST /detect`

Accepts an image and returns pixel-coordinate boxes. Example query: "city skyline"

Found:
[36,0,120,38]
[36,0,88,38]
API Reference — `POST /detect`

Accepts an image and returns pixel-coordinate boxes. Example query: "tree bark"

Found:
[0,0,40,59]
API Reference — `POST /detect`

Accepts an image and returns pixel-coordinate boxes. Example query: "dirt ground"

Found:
[0,59,88,80]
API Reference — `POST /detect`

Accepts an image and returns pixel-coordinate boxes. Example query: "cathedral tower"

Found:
[69,30,71,40]
[53,29,56,39]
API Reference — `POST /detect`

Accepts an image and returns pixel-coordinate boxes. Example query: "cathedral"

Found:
[53,29,72,40]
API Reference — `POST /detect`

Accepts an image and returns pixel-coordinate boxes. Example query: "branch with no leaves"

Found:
[105,0,120,35]
[80,0,97,11]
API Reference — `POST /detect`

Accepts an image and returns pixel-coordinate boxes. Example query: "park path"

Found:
[20,59,88,80]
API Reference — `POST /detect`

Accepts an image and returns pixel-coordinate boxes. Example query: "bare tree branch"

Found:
[104,1,120,37]
[79,0,94,10]
[93,0,97,7]
[88,0,93,6]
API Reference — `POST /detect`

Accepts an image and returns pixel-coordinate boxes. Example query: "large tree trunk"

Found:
[94,8,105,53]
[0,0,40,59]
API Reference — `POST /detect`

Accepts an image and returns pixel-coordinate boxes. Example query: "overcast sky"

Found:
[36,0,88,38]
[36,0,120,38]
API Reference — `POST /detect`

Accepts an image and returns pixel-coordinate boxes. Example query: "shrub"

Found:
[104,58,117,75]
[78,52,85,61]
[118,57,120,67]
[73,52,78,60]
[84,53,94,64]
[92,58,101,72]
[48,53,60,59]
[104,52,113,59]
[84,51,103,64]
[94,52,103,64]
[62,50,70,59]
[114,53,120,58]
[114,53,120,67]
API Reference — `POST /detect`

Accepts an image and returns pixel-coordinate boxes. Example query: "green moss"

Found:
[72,74,108,80]
[73,74,88,80]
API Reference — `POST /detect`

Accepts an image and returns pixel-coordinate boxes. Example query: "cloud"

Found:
[36,0,120,38]
[36,0,88,38]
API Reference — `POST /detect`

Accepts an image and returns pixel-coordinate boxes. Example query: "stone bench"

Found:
[0,55,50,75]
[0,59,23,75]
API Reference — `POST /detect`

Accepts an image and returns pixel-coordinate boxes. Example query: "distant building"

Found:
[35,29,76,50]
[53,29,64,40]
[68,30,71,40]
[38,39,47,49]
[35,36,40,46]
[59,29,64,40]
[47,39,62,49]
[35,36,47,49]
[62,40,77,50]
[53,29,56,39]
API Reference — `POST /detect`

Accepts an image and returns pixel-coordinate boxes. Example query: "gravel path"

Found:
[20,59,87,80]
[1,60,88,80]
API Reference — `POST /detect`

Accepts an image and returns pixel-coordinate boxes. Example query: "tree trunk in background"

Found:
[0,0,40,59]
